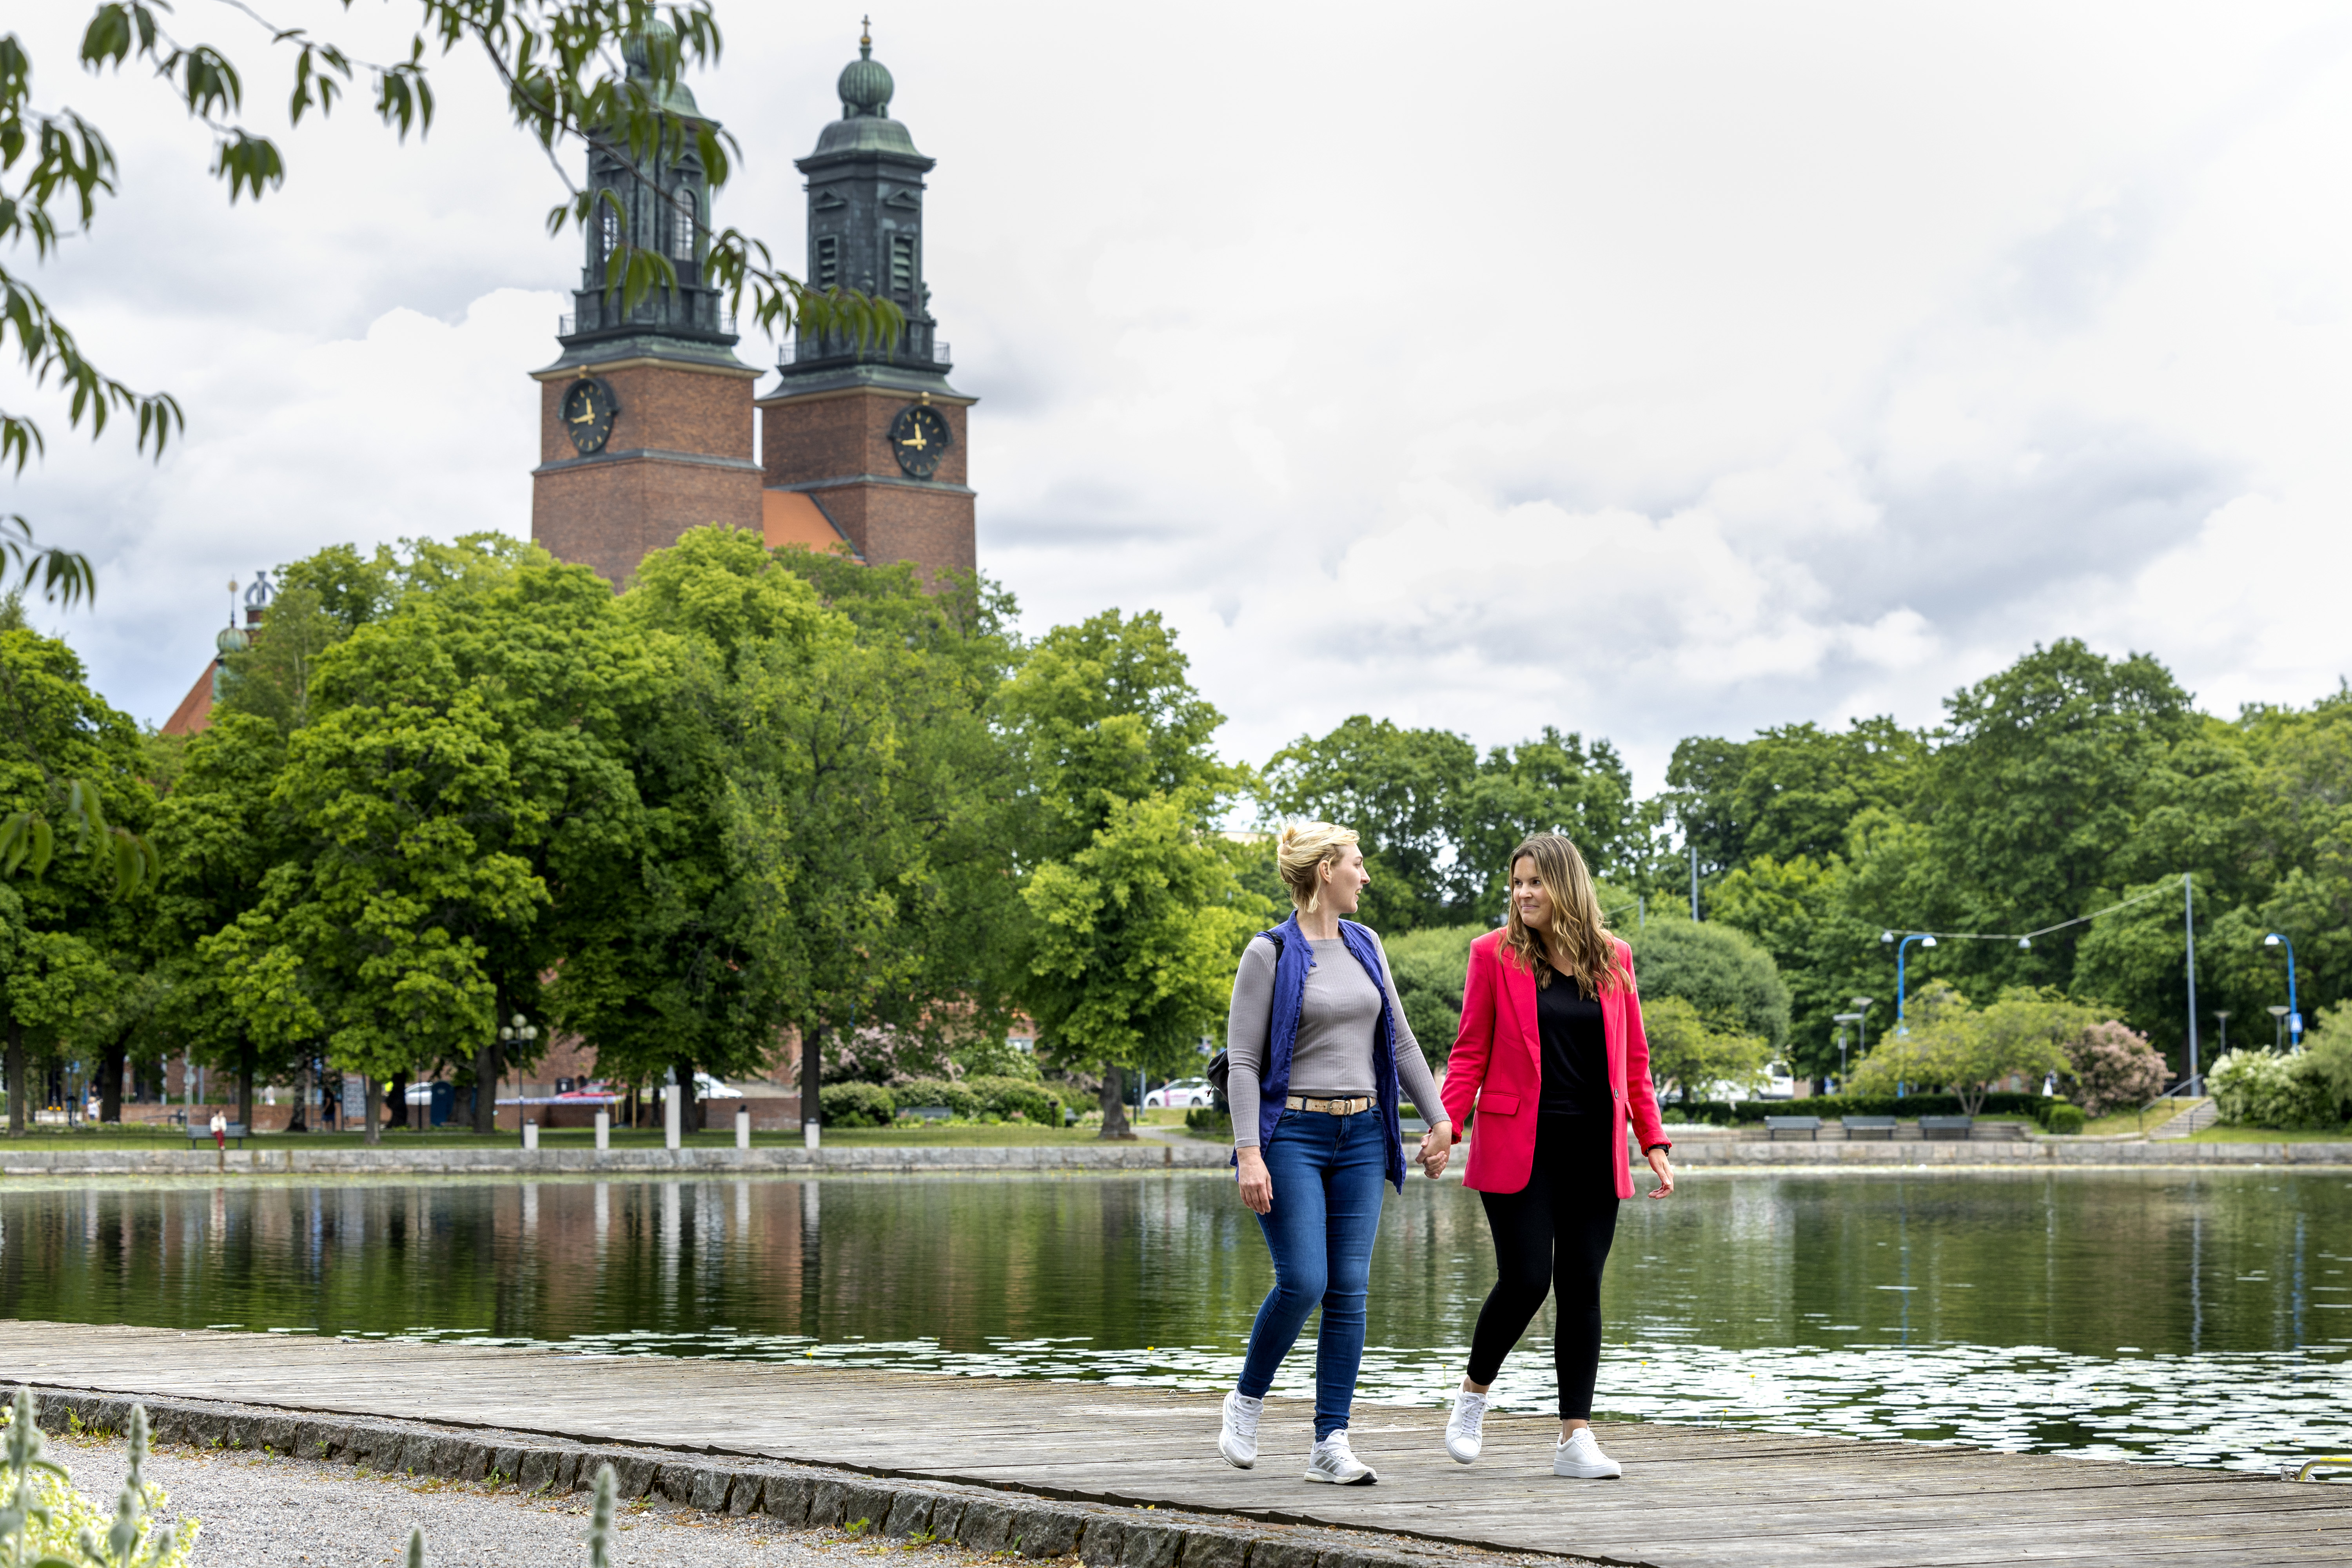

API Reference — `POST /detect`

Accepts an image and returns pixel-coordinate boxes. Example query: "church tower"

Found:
[757,27,976,581]
[530,24,762,587]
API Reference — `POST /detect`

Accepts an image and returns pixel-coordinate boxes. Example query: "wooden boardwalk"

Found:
[3,1321,2345,1568]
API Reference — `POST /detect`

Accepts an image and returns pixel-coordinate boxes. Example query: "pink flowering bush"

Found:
[2062,1020,2169,1117]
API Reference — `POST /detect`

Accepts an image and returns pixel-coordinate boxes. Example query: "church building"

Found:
[530,26,975,587]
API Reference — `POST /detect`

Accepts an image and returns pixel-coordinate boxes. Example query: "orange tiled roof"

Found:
[161,662,217,737]
[762,489,860,559]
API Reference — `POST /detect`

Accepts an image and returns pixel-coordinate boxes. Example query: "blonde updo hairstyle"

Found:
[1277,821,1360,915]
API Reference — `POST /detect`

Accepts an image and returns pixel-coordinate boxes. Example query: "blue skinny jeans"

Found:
[1236,1108,1388,1440]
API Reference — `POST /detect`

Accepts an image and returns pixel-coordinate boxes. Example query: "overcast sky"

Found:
[13,1,2352,786]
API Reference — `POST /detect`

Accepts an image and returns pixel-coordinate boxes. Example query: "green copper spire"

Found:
[838,18,893,118]
[621,18,706,122]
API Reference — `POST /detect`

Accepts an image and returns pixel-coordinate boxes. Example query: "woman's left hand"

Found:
[1417,1120,1452,1179]
[1645,1146,1675,1198]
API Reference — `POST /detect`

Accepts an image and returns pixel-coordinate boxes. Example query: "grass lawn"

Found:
[2080,1098,2194,1137]
[2186,1123,2352,1143]
[2,1107,1198,1152]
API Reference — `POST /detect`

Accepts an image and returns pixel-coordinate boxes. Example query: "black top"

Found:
[1537,978,1607,1115]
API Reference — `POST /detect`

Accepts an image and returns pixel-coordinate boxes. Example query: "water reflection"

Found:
[5,1170,2348,1472]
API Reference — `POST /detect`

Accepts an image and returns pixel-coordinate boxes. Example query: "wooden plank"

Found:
[4,1321,2347,1568]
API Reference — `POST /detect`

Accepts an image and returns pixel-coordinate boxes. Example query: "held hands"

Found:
[1237,1120,1456,1209]
[1416,1120,1453,1179]
[1236,1146,1274,1214]
[1645,1145,1676,1199]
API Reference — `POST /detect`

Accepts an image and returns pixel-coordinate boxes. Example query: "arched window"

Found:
[599,205,621,260]
[672,187,697,259]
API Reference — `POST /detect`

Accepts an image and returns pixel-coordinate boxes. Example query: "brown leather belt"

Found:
[1286,1095,1374,1115]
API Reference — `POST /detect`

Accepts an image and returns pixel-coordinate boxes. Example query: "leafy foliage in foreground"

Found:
[0,1391,196,1568]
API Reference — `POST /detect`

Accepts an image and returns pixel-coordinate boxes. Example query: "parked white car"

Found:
[1144,1077,1215,1109]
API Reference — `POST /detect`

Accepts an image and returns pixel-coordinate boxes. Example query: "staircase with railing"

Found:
[2145,1078,2219,1139]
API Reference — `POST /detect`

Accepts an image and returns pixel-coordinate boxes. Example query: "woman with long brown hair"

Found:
[1436,833,1673,1479]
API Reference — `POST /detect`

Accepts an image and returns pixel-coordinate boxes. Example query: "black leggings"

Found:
[1466,1112,1620,1419]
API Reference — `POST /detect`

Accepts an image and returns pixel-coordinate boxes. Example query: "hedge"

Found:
[963,1076,1066,1124]
[2040,1101,2085,1135]
[820,1081,896,1127]
[1661,1092,2074,1127]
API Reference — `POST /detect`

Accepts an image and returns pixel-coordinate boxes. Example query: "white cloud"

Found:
[11,0,2352,788]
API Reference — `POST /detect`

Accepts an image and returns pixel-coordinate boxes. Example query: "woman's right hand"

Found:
[1236,1147,1273,1214]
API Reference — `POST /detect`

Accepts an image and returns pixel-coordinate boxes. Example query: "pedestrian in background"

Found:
[1216,821,1452,1485]
[209,1108,227,1151]
[1438,833,1674,1480]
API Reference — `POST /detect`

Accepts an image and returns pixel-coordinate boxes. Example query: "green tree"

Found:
[1260,717,1476,932]
[569,526,856,1134]
[0,622,152,1132]
[1383,924,1481,1069]
[201,540,659,1142]
[1846,982,2082,1115]
[1708,851,1886,1084]
[1915,640,2196,994]
[1627,915,1790,1050]
[1456,728,1644,909]
[1004,610,1263,1138]
[773,548,1029,1085]
[1639,993,1772,1104]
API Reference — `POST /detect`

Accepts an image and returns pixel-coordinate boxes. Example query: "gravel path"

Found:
[53,1431,982,1568]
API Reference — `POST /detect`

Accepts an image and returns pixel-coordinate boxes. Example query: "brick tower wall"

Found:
[532,359,763,588]
[759,387,975,581]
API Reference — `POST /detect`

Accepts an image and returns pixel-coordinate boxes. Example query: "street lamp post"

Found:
[497,1013,539,1138]
[2268,1005,2290,1053]
[1851,998,1873,1060]
[1833,1013,1863,1084]
[2213,1011,2229,1058]
[2263,933,2301,1050]
[1880,933,1938,1034]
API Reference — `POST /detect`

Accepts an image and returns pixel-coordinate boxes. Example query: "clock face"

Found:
[561,377,621,455]
[888,403,952,479]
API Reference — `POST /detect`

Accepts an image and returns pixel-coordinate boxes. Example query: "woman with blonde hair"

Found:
[1437,833,1673,1479]
[1214,821,1451,1485]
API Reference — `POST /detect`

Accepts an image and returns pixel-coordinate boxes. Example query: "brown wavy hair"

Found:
[1503,833,1628,996]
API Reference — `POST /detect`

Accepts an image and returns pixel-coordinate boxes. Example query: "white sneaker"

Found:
[1305,1430,1378,1485]
[1444,1388,1488,1464]
[1218,1391,1261,1469]
[1554,1427,1622,1479]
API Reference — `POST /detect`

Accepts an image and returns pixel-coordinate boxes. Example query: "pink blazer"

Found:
[1440,929,1668,1198]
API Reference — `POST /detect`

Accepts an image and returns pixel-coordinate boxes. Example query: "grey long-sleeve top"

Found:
[1225,932,1445,1149]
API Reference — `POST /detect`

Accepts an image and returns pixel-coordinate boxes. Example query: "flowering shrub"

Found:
[2207,1049,2341,1130]
[2062,1020,2168,1117]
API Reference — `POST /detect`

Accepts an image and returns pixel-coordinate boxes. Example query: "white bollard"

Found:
[523,1119,539,1151]
[804,1120,821,1150]
[594,1108,610,1151]
[664,1085,682,1150]
[735,1105,751,1150]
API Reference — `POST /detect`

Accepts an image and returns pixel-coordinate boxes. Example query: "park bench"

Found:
[1919,1114,1974,1140]
[898,1105,953,1122]
[185,1122,247,1149]
[1762,1115,1822,1141]
[1842,1115,1898,1140]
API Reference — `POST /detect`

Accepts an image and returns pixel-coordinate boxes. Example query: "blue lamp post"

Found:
[1880,931,1938,1034]
[2263,933,2301,1049]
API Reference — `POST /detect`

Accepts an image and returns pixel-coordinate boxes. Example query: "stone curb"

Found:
[0,1144,1234,1178]
[24,1387,1589,1568]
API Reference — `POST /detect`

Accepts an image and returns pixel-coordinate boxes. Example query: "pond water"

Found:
[6,1170,2348,1473]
